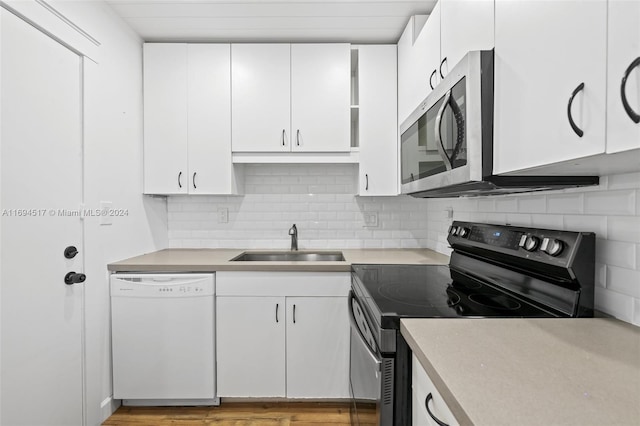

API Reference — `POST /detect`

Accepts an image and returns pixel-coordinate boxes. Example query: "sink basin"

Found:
[231,251,345,262]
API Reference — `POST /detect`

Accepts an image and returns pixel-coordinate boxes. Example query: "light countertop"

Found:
[107,248,450,272]
[401,318,640,426]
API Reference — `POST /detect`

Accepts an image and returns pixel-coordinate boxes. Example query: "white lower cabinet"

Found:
[216,272,350,399]
[412,354,458,426]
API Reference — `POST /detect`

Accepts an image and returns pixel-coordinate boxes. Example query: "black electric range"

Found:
[348,221,596,426]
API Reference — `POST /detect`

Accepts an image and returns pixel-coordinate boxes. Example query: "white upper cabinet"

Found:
[144,43,240,194]
[398,12,440,125]
[606,0,640,154]
[232,43,350,153]
[397,0,493,126]
[439,0,494,78]
[493,0,607,174]
[231,44,291,152]
[143,43,189,194]
[291,44,351,152]
[357,45,399,196]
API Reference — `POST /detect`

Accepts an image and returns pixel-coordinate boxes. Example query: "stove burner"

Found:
[451,280,482,290]
[378,283,460,308]
[468,294,521,311]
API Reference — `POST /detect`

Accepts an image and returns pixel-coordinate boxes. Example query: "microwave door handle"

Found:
[448,96,465,164]
[435,90,454,170]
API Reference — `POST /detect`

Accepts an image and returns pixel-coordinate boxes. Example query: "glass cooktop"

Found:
[351,264,556,330]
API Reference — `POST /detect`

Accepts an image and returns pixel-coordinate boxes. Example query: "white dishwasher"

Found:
[110,273,219,406]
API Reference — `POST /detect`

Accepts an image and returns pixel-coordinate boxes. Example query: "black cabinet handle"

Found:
[192,172,197,189]
[64,246,78,259]
[425,393,449,426]
[567,82,585,137]
[293,304,296,324]
[282,129,286,146]
[276,303,279,323]
[64,272,86,285]
[296,130,300,146]
[365,174,369,191]
[430,69,437,90]
[178,171,183,188]
[439,57,447,79]
[621,57,640,123]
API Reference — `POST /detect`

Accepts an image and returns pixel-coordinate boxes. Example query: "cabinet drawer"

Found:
[216,271,350,296]
[412,354,459,426]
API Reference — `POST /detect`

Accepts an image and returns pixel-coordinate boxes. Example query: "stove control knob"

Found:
[542,238,564,257]
[449,226,459,236]
[457,227,470,238]
[523,236,540,252]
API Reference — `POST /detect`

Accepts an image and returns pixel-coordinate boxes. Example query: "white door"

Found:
[143,43,189,194]
[291,44,351,152]
[216,296,286,397]
[606,0,640,154]
[1,8,85,425]
[187,44,234,194]
[440,0,494,77]
[231,44,291,152]
[415,3,441,106]
[493,0,607,174]
[358,45,399,196]
[286,297,350,398]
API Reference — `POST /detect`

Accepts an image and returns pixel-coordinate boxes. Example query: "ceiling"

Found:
[105,0,436,43]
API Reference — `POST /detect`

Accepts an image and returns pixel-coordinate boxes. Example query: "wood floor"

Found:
[102,402,377,425]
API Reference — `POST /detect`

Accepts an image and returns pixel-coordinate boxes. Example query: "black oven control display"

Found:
[468,227,522,250]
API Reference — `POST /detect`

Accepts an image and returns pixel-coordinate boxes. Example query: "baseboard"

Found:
[123,398,221,407]
[100,396,121,423]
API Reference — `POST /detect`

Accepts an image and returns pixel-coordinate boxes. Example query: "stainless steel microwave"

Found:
[399,50,598,198]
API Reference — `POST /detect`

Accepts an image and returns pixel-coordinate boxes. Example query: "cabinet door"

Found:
[440,0,494,77]
[231,44,291,152]
[143,43,189,194]
[291,44,351,152]
[286,297,350,398]
[216,296,286,397]
[493,0,607,174]
[606,0,640,154]
[187,44,234,194]
[358,45,399,196]
[412,354,459,426]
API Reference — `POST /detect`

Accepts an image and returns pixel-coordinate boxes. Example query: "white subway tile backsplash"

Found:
[547,193,584,214]
[584,190,636,215]
[167,167,640,326]
[607,266,640,298]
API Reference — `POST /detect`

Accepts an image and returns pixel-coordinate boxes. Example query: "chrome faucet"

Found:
[288,224,298,251]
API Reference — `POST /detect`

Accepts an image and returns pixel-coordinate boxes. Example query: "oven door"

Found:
[349,291,392,426]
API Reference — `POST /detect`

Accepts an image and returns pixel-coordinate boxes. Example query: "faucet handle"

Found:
[289,224,297,235]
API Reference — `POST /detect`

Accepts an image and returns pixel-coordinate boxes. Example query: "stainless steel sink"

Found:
[231,251,345,262]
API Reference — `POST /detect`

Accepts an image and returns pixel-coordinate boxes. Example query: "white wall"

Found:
[3,1,168,424]
[169,167,640,327]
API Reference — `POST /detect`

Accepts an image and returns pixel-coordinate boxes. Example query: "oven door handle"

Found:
[348,291,382,371]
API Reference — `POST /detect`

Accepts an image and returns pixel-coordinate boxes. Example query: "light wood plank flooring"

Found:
[102,402,377,425]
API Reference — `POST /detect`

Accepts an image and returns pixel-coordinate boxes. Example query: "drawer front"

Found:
[412,354,459,426]
[216,271,350,296]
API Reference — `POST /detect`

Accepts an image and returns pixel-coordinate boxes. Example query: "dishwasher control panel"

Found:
[111,273,215,297]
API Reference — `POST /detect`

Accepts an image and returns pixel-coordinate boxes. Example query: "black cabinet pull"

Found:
[425,393,449,426]
[64,271,86,285]
[64,246,78,259]
[282,129,286,146]
[178,171,183,188]
[567,82,585,137]
[621,57,640,123]
[439,57,447,79]
[275,303,279,323]
[293,304,296,324]
[192,172,197,189]
[365,174,369,191]
[430,69,437,90]
[296,130,300,146]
